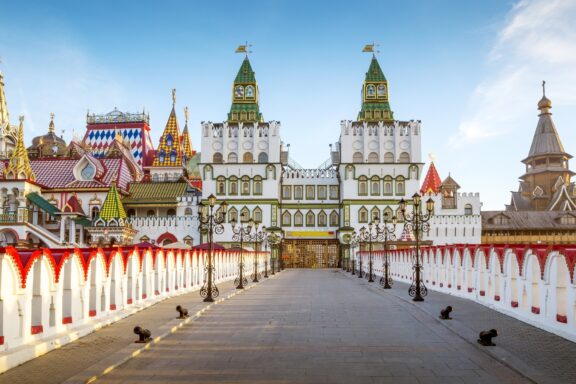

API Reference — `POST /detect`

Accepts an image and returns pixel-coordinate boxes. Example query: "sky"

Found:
[1,0,575,210]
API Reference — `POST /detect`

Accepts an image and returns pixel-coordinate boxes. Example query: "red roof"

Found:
[29,157,133,191]
[420,162,442,195]
[64,194,85,215]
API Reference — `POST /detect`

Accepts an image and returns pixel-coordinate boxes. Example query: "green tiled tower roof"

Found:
[365,56,387,82]
[358,56,394,122]
[228,56,263,123]
[234,57,256,83]
[99,182,127,221]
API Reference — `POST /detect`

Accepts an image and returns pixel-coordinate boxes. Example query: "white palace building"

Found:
[201,55,481,267]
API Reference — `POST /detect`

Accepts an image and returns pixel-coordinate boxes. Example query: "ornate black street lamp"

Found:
[379,212,397,289]
[358,221,384,283]
[249,222,266,282]
[197,194,227,302]
[399,193,434,302]
[230,217,253,289]
[350,232,359,276]
[357,232,364,279]
[267,231,281,275]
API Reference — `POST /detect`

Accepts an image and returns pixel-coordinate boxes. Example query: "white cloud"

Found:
[450,0,576,147]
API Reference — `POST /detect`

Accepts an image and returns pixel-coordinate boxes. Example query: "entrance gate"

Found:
[282,240,340,268]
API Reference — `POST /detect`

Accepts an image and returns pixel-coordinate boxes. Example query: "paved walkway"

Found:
[94,270,533,384]
[0,280,239,384]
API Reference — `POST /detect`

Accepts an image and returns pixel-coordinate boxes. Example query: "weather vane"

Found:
[362,43,380,54]
[235,41,253,55]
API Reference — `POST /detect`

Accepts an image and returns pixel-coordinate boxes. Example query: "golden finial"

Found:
[538,80,552,111]
[49,112,55,133]
[172,88,176,106]
[184,106,189,124]
[542,80,546,97]
[19,115,24,123]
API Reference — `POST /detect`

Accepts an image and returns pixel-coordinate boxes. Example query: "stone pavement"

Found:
[357,272,576,384]
[95,270,532,384]
[0,279,240,384]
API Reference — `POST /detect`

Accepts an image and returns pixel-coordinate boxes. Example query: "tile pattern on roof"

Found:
[100,182,126,220]
[64,194,85,215]
[152,107,183,167]
[181,123,194,161]
[420,162,442,195]
[30,157,132,191]
[358,56,393,122]
[4,117,35,181]
[124,181,189,203]
[83,126,153,167]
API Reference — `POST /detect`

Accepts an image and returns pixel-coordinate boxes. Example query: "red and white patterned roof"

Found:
[30,157,133,191]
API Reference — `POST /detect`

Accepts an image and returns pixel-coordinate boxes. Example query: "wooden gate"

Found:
[282,240,340,268]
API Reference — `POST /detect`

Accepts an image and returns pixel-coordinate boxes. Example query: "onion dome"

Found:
[537,80,552,112]
[29,113,67,157]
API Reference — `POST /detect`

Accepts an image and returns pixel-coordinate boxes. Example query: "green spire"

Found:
[99,182,127,221]
[358,56,394,122]
[228,56,263,123]
[234,57,256,83]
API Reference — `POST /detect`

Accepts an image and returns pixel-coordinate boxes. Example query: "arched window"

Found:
[243,152,253,163]
[185,207,193,215]
[358,176,368,196]
[306,211,315,227]
[258,152,268,163]
[241,176,250,195]
[127,209,136,217]
[358,207,368,223]
[91,206,100,219]
[383,176,393,195]
[240,207,250,222]
[166,134,173,147]
[398,152,410,162]
[383,206,394,221]
[371,207,380,223]
[167,208,176,216]
[253,207,262,223]
[234,85,244,99]
[282,211,291,226]
[318,211,327,227]
[158,149,166,163]
[396,176,405,195]
[368,152,379,163]
[229,176,238,195]
[371,176,380,195]
[366,84,376,98]
[217,176,226,195]
[147,209,155,217]
[246,85,255,98]
[228,207,238,223]
[395,207,404,222]
[213,152,223,163]
[377,84,387,97]
[170,150,177,162]
[464,204,473,216]
[353,152,363,163]
[294,211,303,226]
[228,152,238,163]
[384,152,394,163]
[253,176,263,195]
[330,211,339,227]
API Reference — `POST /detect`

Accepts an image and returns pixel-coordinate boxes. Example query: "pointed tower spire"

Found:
[99,181,127,221]
[152,89,183,167]
[0,70,9,127]
[358,55,393,122]
[525,81,569,159]
[4,116,35,180]
[420,157,442,195]
[48,112,55,133]
[181,106,194,161]
[228,56,263,123]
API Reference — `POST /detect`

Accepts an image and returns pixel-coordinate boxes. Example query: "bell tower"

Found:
[227,55,263,123]
[357,55,393,122]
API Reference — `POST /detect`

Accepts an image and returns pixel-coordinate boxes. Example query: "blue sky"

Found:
[1,0,575,209]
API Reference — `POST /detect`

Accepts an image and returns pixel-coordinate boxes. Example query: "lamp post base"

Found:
[412,296,424,302]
